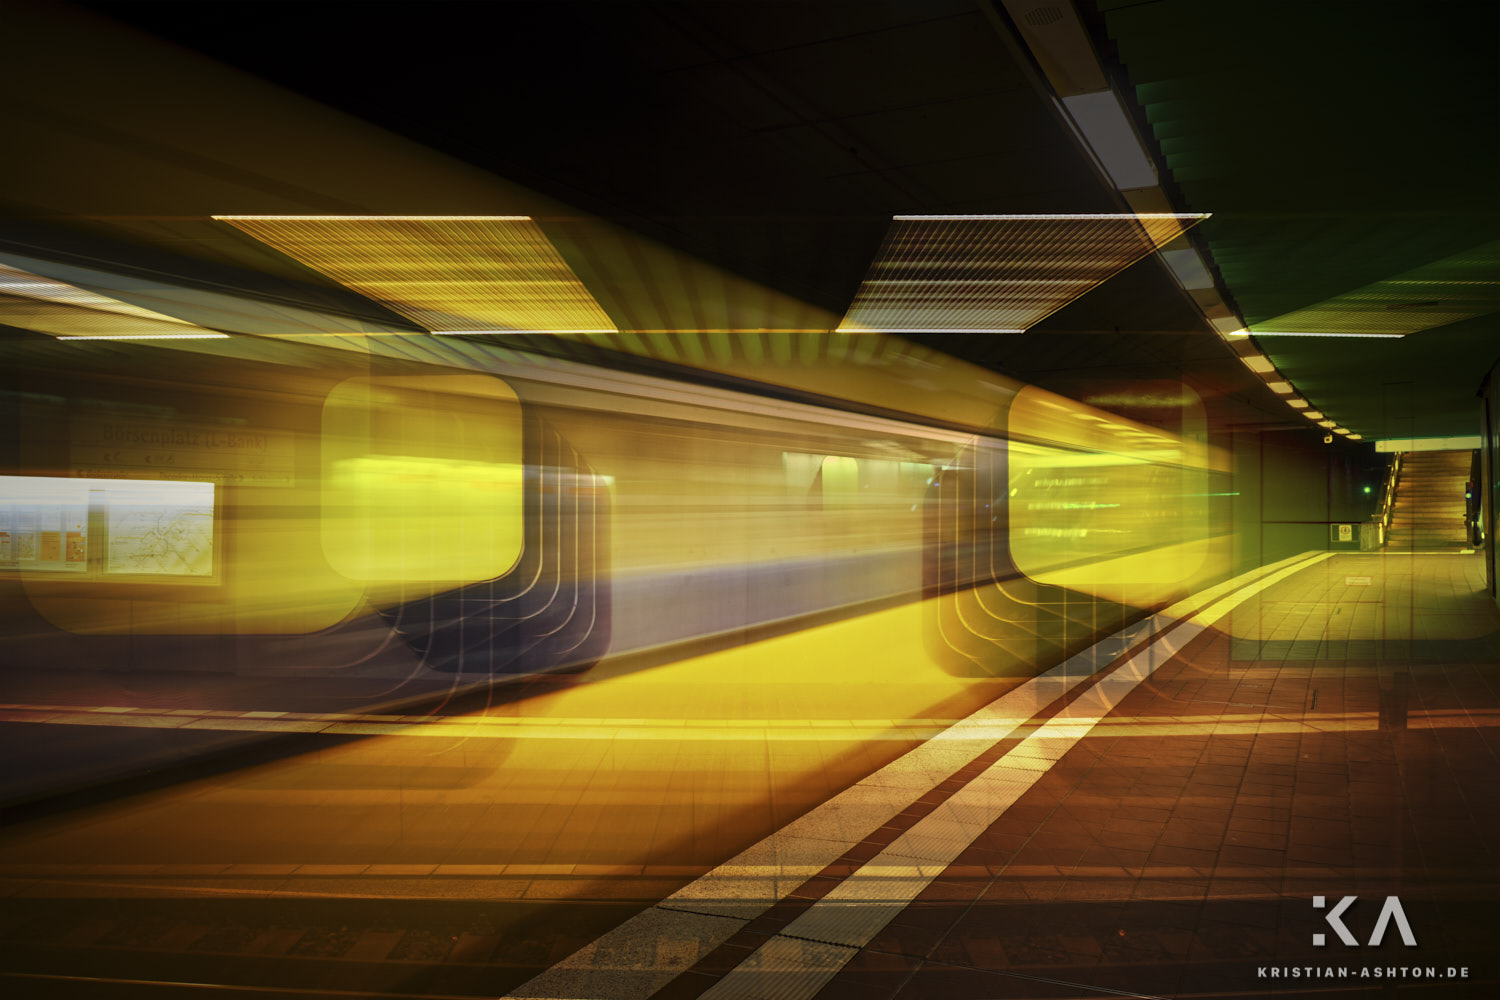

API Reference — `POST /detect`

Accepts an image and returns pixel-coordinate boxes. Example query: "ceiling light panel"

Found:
[837,214,1204,334]
[218,216,617,334]
[58,333,230,341]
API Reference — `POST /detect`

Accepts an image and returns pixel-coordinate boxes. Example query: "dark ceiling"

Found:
[80,1,1116,313]
[1095,0,1500,438]
[43,0,1500,438]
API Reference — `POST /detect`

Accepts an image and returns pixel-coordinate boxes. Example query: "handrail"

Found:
[1375,452,1402,546]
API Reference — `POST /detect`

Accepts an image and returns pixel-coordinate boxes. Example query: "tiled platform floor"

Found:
[0,553,1495,999]
[787,553,1500,998]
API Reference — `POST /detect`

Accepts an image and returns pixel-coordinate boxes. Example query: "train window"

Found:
[783,451,822,495]
[0,475,215,581]
[785,452,862,505]
[1007,385,1212,598]
[785,452,935,507]
[821,455,859,501]
[15,373,372,635]
[321,375,523,584]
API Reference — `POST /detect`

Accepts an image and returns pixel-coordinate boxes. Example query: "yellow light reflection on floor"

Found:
[0,597,1015,872]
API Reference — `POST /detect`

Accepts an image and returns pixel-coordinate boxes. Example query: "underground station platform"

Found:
[0,550,1497,999]
[4,2,1500,999]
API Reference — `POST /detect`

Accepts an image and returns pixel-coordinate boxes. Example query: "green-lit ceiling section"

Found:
[1097,0,1500,439]
[1252,240,1500,336]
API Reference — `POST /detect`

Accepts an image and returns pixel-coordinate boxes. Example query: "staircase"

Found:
[1386,450,1471,550]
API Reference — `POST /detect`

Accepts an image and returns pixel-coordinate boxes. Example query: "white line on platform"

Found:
[696,551,1332,1000]
[501,552,1332,1000]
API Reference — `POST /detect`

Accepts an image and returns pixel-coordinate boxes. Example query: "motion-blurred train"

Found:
[0,1,1232,704]
[3,325,1231,688]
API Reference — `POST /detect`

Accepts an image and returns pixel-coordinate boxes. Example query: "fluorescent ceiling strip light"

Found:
[893,213,1204,221]
[1252,330,1405,338]
[1266,381,1293,394]
[0,263,149,315]
[838,213,1203,335]
[631,328,836,334]
[1287,399,1309,409]
[217,216,617,334]
[432,328,619,335]
[219,215,532,221]
[432,327,999,334]
[1241,354,1275,373]
[1348,434,1364,441]
[1304,411,1324,420]
[1318,420,1337,428]
[844,327,1027,334]
[56,333,231,340]
[0,261,220,338]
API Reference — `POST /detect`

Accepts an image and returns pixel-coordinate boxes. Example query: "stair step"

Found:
[1391,513,1464,518]
[1387,451,1474,551]
[1390,531,1467,537]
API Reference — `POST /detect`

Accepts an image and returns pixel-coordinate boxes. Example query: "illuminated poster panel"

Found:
[0,477,89,574]
[0,476,214,579]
